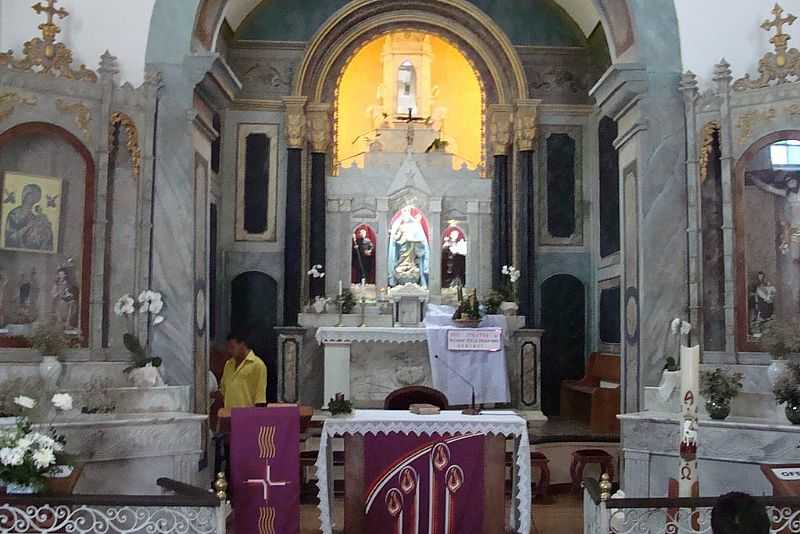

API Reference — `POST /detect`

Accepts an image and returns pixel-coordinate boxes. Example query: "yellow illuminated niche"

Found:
[336,31,483,171]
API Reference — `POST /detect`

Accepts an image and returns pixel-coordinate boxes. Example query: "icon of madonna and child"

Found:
[388,206,431,288]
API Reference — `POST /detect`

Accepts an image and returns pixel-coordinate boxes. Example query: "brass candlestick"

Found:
[359,297,367,327]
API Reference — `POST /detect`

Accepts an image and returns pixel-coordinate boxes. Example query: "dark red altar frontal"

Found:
[344,433,506,534]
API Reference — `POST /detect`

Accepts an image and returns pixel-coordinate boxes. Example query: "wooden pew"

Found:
[560,352,621,434]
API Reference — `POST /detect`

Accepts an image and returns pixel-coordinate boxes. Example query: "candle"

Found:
[678,344,700,498]
[339,280,343,297]
[680,345,700,417]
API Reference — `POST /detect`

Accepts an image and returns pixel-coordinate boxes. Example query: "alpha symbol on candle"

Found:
[683,391,694,406]
[680,465,693,481]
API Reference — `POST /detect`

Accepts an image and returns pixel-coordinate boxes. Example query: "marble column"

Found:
[489,105,514,290]
[429,197,443,294]
[282,97,307,326]
[376,198,390,291]
[515,100,539,327]
[590,64,687,412]
[308,104,332,299]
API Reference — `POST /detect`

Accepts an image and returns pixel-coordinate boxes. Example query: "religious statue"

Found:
[16,268,40,324]
[441,227,467,288]
[750,271,777,336]
[4,183,55,252]
[388,207,430,287]
[352,225,376,285]
[396,61,417,116]
[50,259,79,330]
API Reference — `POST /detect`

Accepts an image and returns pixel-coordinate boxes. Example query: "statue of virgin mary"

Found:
[388,208,430,287]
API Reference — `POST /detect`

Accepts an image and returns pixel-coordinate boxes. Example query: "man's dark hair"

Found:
[226,330,249,345]
[711,492,770,534]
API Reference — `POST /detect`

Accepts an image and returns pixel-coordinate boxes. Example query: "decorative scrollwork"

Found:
[699,120,720,182]
[608,507,713,534]
[734,4,800,91]
[0,504,219,533]
[0,0,97,82]
[110,112,142,177]
[56,99,92,139]
[0,91,38,122]
[736,108,776,146]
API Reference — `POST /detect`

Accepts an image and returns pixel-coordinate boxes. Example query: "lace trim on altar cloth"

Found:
[314,417,532,534]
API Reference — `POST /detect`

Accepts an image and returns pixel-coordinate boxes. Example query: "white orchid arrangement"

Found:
[666,317,693,371]
[114,290,166,372]
[0,393,73,492]
[501,265,521,301]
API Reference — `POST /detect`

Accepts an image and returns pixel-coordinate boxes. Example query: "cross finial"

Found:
[32,0,69,47]
[761,3,797,60]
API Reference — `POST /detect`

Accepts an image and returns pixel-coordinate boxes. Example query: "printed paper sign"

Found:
[772,467,800,481]
[446,328,502,352]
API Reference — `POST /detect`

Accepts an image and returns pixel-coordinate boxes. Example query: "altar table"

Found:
[315,410,532,534]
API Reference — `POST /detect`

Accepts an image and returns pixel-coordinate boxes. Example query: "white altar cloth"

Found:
[314,409,532,534]
[424,306,511,405]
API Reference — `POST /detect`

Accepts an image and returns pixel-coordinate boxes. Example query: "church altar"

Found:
[314,409,532,534]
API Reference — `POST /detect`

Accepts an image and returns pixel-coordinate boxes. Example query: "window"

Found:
[396,61,417,116]
[770,140,800,168]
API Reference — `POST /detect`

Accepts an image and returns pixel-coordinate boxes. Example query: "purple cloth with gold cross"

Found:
[231,406,300,534]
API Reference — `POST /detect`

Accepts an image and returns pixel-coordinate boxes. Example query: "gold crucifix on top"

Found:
[762,3,797,65]
[32,0,69,56]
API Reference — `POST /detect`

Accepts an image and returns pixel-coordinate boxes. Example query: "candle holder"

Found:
[335,300,343,327]
[358,297,367,327]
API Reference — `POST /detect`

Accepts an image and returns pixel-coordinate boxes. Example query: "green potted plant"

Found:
[499,265,520,316]
[114,290,166,387]
[773,361,800,424]
[763,320,800,386]
[337,289,356,314]
[483,289,508,315]
[327,393,352,417]
[700,368,744,420]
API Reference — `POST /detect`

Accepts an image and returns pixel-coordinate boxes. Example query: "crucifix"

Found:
[761,3,797,62]
[31,0,69,57]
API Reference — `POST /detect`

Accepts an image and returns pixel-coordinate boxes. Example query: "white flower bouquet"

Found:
[0,394,73,493]
[114,290,166,373]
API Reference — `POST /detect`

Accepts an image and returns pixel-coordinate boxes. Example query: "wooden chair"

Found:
[384,386,449,410]
[560,352,621,434]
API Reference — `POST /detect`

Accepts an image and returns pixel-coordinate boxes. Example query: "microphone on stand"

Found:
[434,354,480,415]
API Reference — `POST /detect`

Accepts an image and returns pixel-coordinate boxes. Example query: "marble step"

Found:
[0,361,140,390]
[63,385,192,414]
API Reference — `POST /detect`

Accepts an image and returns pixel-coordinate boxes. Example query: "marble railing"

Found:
[583,477,800,534]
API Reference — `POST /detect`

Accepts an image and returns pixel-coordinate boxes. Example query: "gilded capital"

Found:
[307,103,333,153]
[489,105,514,156]
[283,96,308,149]
[514,99,540,152]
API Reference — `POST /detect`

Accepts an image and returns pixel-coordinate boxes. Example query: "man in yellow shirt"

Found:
[219,331,267,408]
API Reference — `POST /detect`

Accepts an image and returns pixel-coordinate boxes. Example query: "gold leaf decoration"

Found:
[0,91,38,122]
[734,4,800,91]
[0,0,97,82]
[699,121,720,183]
[56,99,92,138]
[110,112,142,178]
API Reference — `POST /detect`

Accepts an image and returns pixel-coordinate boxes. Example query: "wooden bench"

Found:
[560,352,621,434]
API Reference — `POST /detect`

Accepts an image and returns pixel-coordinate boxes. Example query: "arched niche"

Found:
[441,225,467,289]
[388,206,431,288]
[230,271,278,401]
[351,223,377,285]
[734,131,800,352]
[0,122,95,347]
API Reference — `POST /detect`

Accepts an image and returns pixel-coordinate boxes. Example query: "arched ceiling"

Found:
[221,0,601,38]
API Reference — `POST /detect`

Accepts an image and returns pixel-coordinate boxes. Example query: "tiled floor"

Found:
[297,493,583,534]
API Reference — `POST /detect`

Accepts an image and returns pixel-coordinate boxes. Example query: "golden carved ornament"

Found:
[788,103,800,116]
[284,98,307,149]
[307,105,332,153]
[734,4,800,91]
[514,103,538,152]
[699,121,720,182]
[0,91,38,122]
[0,0,97,83]
[56,98,92,138]
[489,107,513,156]
[110,112,142,178]
[736,108,776,145]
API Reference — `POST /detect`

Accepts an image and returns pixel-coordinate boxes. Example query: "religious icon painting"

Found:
[0,172,62,254]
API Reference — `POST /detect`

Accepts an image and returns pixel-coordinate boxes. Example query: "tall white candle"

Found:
[680,345,700,417]
[678,345,700,498]
[339,280,343,296]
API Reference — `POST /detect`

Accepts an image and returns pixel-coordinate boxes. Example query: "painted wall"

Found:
[0,0,156,86]
[675,0,800,87]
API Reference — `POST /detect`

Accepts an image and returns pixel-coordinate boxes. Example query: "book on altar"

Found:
[410,403,441,415]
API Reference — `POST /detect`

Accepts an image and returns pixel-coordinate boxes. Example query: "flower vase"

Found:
[786,403,800,425]
[39,355,63,391]
[312,298,328,314]
[2,481,38,494]
[128,364,164,388]
[768,359,788,388]
[706,398,731,420]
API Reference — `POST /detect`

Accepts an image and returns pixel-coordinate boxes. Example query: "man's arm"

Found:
[254,362,267,405]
